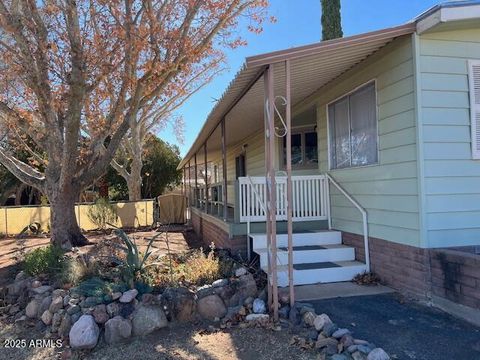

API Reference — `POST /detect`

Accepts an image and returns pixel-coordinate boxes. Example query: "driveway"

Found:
[311,293,480,360]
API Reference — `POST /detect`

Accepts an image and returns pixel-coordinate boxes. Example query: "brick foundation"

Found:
[191,210,246,258]
[342,231,480,310]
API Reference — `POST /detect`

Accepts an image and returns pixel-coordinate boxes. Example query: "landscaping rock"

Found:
[352,352,368,360]
[71,312,82,324]
[212,279,228,288]
[41,310,53,325]
[341,334,355,348]
[358,344,375,354]
[141,293,155,304]
[69,315,100,350]
[160,287,196,322]
[322,322,339,337]
[279,306,290,319]
[58,314,72,338]
[303,311,316,327]
[26,300,39,318]
[82,297,101,308]
[63,295,71,307]
[52,289,67,297]
[67,305,81,315]
[223,306,241,322]
[111,292,122,301]
[120,289,138,303]
[38,296,52,317]
[332,328,351,339]
[314,313,332,331]
[105,316,132,344]
[367,348,390,360]
[315,337,338,354]
[235,267,247,277]
[307,329,319,341]
[331,354,349,360]
[49,296,63,313]
[51,311,63,332]
[15,271,27,282]
[119,302,135,318]
[92,304,109,324]
[197,294,227,320]
[132,305,168,336]
[31,280,42,288]
[252,298,266,314]
[228,274,257,306]
[106,302,121,317]
[32,286,52,295]
[245,313,269,322]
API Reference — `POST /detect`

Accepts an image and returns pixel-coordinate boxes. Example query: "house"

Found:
[178,1,480,312]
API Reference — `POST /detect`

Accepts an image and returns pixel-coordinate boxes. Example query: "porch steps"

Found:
[251,230,367,287]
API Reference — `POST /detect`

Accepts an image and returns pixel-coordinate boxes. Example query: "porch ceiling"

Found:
[178,22,416,169]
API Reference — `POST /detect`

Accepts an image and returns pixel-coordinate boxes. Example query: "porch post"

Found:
[285,59,294,306]
[264,65,279,321]
[221,117,228,221]
[194,153,198,209]
[204,142,209,214]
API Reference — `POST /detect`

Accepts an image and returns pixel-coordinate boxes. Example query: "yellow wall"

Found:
[0,200,155,235]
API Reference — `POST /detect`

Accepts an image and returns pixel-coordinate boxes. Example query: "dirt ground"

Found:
[0,320,317,360]
[0,226,202,286]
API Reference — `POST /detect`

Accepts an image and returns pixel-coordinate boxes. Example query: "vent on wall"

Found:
[468,60,480,159]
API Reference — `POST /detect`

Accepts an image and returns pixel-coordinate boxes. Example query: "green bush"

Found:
[23,245,65,276]
[87,197,118,230]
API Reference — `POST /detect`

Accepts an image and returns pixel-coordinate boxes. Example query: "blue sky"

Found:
[158,0,439,156]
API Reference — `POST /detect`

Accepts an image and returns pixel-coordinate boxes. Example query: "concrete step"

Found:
[255,244,355,265]
[251,230,342,250]
[262,261,367,287]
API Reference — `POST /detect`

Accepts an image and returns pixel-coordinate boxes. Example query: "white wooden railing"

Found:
[238,175,328,223]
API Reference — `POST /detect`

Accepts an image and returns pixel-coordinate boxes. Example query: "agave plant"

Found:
[113,229,161,287]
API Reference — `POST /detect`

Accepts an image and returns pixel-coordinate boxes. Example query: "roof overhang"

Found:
[416,0,480,34]
[178,1,480,170]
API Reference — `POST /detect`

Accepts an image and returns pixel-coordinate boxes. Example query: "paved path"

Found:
[311,293,480,360]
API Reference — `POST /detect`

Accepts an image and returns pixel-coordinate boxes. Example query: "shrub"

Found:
[143,245,225,289]
[23,245,65,276]
[87,197,118,230]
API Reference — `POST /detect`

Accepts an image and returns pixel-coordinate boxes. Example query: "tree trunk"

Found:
[127,153,143,201]
[48,185,88,249]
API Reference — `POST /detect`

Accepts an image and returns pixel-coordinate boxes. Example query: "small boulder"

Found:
[106,302,121,317]
[49,296,63,313]
[92,304,109,324]
[252,298,266,314]
[332,328,351,339]
[111,292,122,301]
[159,287,196,322]
[279,306,290,319]
[31,280,42,288]
[38,296,52,317]
[105,316,132,344]
[303,311,316,327]
[131,305,168,336]
[235,267,247,277]
[32,285,52,295]
[353,352,368,360]
[245,313,269,322]
[197,294,227,320]
[120,289,138,303]
[367,348,390,360]
[41,310,53,325]
[315,337,338,350]
[26,300,39,318]
[314,313,332,331]
[58,314,72,338]
[67,305,81,315]
[212,279,228,288]
[322,322,339,337]
[51,311,63,332]
[69,315,100,350]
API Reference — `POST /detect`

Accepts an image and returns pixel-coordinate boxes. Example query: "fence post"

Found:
[4,207,8,237]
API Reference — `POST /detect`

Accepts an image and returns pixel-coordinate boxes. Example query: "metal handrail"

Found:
[325,173,371,272]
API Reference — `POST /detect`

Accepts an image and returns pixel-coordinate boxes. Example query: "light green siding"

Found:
[419,28,480,248]
[296,36,421,246]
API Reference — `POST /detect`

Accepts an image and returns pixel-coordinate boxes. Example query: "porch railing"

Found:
[238,175,328,223]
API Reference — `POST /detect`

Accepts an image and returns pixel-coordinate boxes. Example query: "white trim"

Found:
[468,59,480,160]
[416,5,480,34]
[326,79,380,171]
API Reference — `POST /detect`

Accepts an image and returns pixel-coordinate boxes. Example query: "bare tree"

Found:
[0,0,269,248]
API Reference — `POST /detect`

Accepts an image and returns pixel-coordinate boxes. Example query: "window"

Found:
[282,130,318,168]
[328,82,378,169]
[235,154,246,179]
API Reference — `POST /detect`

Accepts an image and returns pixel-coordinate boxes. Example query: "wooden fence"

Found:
[0,200,155,235]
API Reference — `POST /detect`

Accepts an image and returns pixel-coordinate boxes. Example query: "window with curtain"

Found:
[328,82,378,169]
[282,130,318,169]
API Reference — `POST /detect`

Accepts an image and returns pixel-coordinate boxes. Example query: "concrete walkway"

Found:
[285,282,395,301]
[311,293,480,360]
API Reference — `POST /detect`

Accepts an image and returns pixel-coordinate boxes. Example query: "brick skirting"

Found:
[191,210,246,258]
[342,231,480,310]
